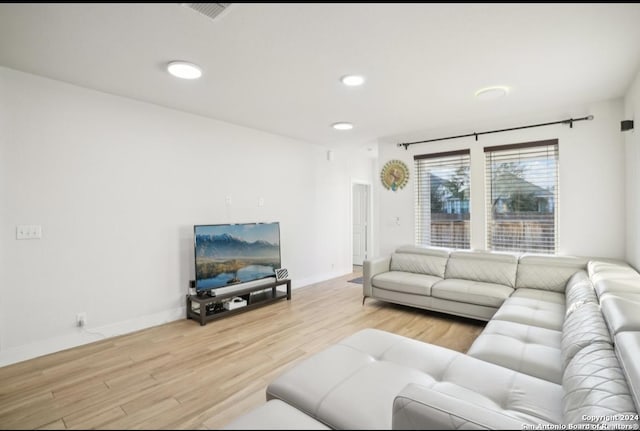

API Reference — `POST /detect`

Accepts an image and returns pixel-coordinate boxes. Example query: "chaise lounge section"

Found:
[224,247,640,430]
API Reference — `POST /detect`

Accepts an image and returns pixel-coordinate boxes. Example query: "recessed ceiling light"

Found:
[332,122,353,130]
[475,86,509,100]
[341,75,365,86]
[167,61,202,79]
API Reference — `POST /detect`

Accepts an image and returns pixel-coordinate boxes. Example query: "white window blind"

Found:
[485,140,558,253]
[415,150,471,249]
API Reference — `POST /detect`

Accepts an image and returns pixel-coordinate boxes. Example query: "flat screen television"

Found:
[193,222,281,294]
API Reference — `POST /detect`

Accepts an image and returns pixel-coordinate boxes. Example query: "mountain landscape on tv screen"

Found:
[197,233,279,258]
[195,233,280,286]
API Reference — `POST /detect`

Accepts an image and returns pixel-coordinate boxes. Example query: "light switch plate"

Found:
[16,225,42,240]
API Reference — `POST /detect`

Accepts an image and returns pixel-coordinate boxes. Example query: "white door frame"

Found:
[351,180,372,267]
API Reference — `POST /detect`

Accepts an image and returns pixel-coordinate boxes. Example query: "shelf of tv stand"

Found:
[186,278,291,326]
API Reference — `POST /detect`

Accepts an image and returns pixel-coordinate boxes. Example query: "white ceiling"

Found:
[1,3,640,149]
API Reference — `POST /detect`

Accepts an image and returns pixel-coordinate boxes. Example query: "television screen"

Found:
[194,222,281,292]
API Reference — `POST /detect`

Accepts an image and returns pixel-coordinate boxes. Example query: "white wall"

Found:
[0,67,372,366]
[625,69,640,270]
[0,67,7,357]
[375,99,626,260]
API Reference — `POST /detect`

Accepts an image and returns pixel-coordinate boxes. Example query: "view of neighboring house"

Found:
[430,170,471,216]
[490,171,554,215]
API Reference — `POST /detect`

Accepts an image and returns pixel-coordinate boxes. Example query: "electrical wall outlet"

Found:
[76,312,87,327]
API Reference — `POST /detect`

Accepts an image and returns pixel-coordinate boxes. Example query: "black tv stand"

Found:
[186,278,291,326]
[196,290,216,299]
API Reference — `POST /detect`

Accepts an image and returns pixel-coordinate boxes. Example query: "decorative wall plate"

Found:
[381,159,409,191]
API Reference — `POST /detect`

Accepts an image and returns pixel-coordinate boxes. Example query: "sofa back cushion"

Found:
[561,302,612,370]
[588,260,640,337]
[390,247,449,278]
[588,260,637,291]
[395,245,451,258]
[563,343,638,426]
[444,250,518,287]
[516,254,587,292]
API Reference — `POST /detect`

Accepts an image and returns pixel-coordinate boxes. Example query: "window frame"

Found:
[414,149,471,249]
[484,139,559,254]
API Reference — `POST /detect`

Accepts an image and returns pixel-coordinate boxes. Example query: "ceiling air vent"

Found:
[182,3,231,21]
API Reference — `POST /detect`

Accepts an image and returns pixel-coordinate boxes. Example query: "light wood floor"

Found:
[0,271,485,430]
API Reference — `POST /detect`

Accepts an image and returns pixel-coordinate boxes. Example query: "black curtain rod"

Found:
[397,115,594,150]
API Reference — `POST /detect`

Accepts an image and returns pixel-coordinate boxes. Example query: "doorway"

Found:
[352,182,370,267]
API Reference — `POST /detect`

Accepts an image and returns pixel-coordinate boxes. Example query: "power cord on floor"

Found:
[78,322,106,339]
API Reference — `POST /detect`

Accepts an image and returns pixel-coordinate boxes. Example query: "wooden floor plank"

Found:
[0,271,484,429]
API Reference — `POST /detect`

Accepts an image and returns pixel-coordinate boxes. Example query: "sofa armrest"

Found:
[363,256,391,297]
[392,383,534,430]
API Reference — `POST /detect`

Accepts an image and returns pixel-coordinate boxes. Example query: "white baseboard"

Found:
[0,307,184,367]
[0,270,353,368]
[293,268,352,289]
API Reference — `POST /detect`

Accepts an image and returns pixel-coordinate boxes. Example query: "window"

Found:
[485,140,558,253]
[415,150,471,248]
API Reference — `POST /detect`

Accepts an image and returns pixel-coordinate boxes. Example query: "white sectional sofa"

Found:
[224,247,640,430]
[363,245,588,321]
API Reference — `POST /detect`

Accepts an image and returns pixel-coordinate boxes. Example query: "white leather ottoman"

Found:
[222,399,330,430]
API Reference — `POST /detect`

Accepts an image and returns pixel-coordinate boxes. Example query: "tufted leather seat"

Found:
[227,253,640,429]
[267,328,564,429]
[466,319,563,383]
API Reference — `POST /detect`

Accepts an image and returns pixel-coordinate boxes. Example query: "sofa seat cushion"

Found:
[599,293,640,336]
[370,287,498,321]
[372,271,441,295]
[563,343,638,427]
[510,288,565,305]
[431,279,513,308]
[267,329,563,429]
[615,332,640,414]
[492,296,565,331]
[392,383,549,430]
[267,329,438,429]
[467,320,563,383]
[222,399,330,430]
